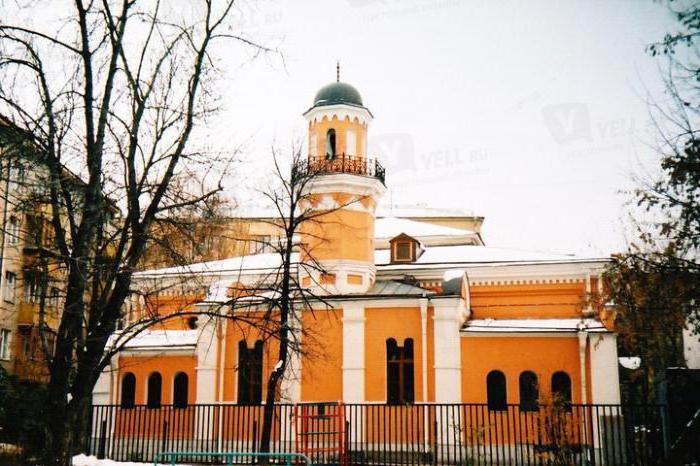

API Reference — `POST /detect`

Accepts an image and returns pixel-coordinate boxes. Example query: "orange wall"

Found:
[137,293,203,330]
[309,115,367,157]
[301,309,343,401]
[461,336,583,404]
[365,307,430,402]
[470,282,586,319]
[118,354,197,405]
[301,207,374,262]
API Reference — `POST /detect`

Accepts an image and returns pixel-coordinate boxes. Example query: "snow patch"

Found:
[73,454,191,466]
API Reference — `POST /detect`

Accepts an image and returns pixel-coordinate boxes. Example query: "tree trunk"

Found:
[45,390,73,466]
[259,366,284,459]
[44,389,91,466]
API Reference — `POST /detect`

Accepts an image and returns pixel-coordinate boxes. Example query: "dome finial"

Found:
[336,60,340,83]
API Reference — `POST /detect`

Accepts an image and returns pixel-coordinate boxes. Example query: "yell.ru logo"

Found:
[541,103,593,145]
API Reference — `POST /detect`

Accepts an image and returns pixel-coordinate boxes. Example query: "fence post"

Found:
[432,418,438,466]
[161,419,168,454]
[345,419,350,465]
[97,418,106,459]
[252,420,258,464]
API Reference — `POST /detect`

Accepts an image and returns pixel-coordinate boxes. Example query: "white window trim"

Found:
[8,216,19,245]
[4,272,16,303]
[0,329,11,360]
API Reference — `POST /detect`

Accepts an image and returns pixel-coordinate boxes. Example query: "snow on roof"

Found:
[136,244,602,279]
[134,252,289,278]
[374,217,473,239]
[375,244,598,267]
[376,204,477,218]
[201,278,283,303]
[367,279,433,296]
[110,329,200,350]
[462,318,607,333]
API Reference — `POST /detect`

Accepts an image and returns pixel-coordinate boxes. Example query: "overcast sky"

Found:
[207,0,678,257]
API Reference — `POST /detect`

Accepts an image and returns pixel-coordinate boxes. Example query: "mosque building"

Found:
[91,76,621,461]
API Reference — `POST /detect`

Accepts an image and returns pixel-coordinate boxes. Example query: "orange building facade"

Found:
[91,79,621,461]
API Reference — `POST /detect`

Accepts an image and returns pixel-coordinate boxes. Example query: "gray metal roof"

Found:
[366,279,434,297]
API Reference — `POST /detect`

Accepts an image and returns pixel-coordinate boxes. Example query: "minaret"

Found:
[299,72,386,294]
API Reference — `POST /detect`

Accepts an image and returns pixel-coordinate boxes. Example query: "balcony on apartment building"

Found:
[17,300,60,328]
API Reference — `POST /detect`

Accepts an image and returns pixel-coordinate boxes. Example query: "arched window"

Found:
[120,373,136,409]
[519,371,539,412]
[173,372,189,409]
[238,340,263,405]
[147,372,162,409]
[325,129,336,159]
[487,370,507,411]
[386,338,414,404]
[551,371,572,406]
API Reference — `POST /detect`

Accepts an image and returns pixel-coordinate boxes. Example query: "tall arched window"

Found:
[386,338,414,404]
[238,340,263,405]
[120,373,136,409]
[173,372,189,409]
[551,371,572,406]
[487,370,507,411]
[325,129,336,159]
[519,371,539,412]
[147,372,162,409]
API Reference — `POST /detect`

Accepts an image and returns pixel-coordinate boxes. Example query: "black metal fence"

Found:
[87,402,687,465]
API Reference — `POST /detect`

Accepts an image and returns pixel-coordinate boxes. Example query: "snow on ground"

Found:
[72,454,192,466]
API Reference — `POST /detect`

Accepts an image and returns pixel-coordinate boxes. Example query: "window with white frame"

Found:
[8,216,19,245]
[24,271,41,303]
[0,329,11,360]
[50,286,60,309]
[4,272,16,303]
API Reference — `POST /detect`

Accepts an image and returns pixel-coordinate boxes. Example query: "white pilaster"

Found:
[280,311,302,403]
[419,298,429,402]
[342,302,365,402]
[92,358,116,405]
[194,320,219,448]
[432,298,464,403]
[577,331,588,404]
[589,333,621,404]
[432,298,464,462]
[195,319,218,403]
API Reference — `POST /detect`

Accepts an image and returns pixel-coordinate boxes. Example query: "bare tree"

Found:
[205,147,369,457]
[0,1,275,463]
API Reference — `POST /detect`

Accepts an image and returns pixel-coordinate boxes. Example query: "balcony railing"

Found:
[296,155,386,184]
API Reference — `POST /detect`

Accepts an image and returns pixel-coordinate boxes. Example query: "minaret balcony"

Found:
[297,154,386,185]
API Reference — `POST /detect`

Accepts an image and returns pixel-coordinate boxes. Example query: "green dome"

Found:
[313,82,364,107]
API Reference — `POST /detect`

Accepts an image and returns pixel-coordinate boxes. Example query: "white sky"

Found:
[2,0,681,256]
[191,1,677,256]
